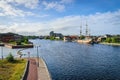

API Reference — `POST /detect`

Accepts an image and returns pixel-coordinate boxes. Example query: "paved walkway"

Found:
[27,59,38,80]
[37,58,51,80]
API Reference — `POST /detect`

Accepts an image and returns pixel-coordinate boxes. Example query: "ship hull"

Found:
[77,39,92,44]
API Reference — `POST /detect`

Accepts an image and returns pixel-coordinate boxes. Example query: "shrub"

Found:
[16,41,21,45]
[106,38,112,43]
[24,39,28,44]
[0,60,4,67]
[50,36,55,40]
[79,35,85,39]
[6,53,14,62]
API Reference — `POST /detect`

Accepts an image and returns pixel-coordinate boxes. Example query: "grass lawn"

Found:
[0,59,27,80]
[100,42,120,46]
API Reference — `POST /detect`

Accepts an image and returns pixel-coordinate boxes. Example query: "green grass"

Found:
[0,59,27,80]
[9,42,31,45]
[21,42,30,45]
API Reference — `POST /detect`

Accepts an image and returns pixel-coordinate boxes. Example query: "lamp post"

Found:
[28,52,30,59]
[1,47,3,60]
[35,45,40,67]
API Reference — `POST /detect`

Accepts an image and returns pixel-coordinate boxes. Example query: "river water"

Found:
[1,39,120,80]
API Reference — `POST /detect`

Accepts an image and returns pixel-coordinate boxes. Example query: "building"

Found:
[49,31,63,39]
[104,34,112,38]
[0,33,22,43]
[97,36,106,42]
[64,36,78,42]
[50,31,54,37]
[64,36,72,42]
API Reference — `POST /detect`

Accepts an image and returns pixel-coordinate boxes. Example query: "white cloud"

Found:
[42,0,74,12]
[60,0,74,4]
[7,0,39,9]
[0,10,120,35]
[37,14,49,18]
[42,1,65,12]
[0,0,35,17]
[0,24,16,33]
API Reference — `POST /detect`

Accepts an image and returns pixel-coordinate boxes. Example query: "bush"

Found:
[24,39,28,44]
[79,35,85,39]
[0,60,4,67]
[50,36,55,40]
[106,38,112,43]
[6,53,14,62]
[16,41,21,45]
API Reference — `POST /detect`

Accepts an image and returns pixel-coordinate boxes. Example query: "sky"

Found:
[0,0,120,36]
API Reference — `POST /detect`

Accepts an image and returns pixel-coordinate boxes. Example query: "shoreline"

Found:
[5,43,34,49]
[100,42,120,46]
[0,43,34,49]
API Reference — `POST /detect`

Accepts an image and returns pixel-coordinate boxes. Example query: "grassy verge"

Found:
[0,59,27,80]
[100,42,120,46]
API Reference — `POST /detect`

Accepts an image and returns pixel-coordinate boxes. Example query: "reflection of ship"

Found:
[77,21,93,44]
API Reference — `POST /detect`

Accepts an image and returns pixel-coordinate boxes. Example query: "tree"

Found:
[106,38,112,43]
[50,36,55,40]
[16,41,21,45]
[79,35,85,39]
[111,37,120,43]
[21,36,28,42]
[6,53,14,62]
[24,39,28,44]
[111,37,116,43]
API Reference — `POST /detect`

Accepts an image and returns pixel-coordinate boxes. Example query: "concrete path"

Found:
[27,59,38,80]
[37,58,51,80]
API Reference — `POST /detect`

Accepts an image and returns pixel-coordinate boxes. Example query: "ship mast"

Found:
[85,21,88,36]
[88,29,90,36]
[80,21,82,36]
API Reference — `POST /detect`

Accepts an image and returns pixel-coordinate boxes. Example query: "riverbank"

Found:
[100,42,120,46]
[0,43,33,49]
[5,43,33,49]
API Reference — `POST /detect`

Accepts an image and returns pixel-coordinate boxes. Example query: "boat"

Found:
[77,38,93,44]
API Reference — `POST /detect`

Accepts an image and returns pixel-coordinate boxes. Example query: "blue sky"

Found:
[0,0,120,35]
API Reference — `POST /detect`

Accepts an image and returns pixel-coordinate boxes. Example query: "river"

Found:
[1,39,120,80]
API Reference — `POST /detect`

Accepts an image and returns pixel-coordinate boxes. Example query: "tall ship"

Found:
[77,21,93,44]
[77,38,93,44]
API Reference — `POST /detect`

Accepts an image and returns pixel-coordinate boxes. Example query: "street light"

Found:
[35,45,40,67]
[28,52,30,59]
[1,47,3,60]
